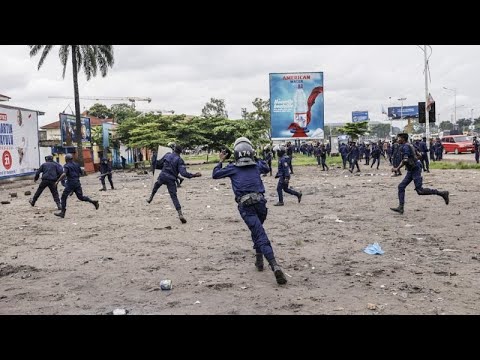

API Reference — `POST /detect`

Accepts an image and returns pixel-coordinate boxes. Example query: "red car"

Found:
[441,135,475,154]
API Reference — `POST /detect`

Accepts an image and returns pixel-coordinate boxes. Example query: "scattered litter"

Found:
[380,285,385,288]
[160,280,172,290]
[415,237,424,241]
[355,273,362,276]
[364,243,384,255]
[198,228,204,231]
[198,281,205,284]
[442,249,461,252]
[113,308,128,315]
[206,205,211,208]
[154,226,172,230]
[334,307,344,311]
[311,267,315,270]
[405,224,415,227]
[284,272,292,278]
[367,303,377,310]
[24,191,31,196]
[240,286,247,290]
[1,201,10,205]
[194,301,201,304]
[335,219,344,223]
[185,258,192,262]
[72,223,77,225]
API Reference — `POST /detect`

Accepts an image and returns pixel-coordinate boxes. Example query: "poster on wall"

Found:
[60,113,91,147]
[0,106,40,178]
[270,72,324,140]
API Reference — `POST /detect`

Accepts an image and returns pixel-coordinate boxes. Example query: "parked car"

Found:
[441,135,475,154]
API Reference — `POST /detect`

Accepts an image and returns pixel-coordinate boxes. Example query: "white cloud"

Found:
[1,45,480,126]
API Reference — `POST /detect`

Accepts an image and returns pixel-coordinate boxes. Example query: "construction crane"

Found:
[48,96,152,109]
[138,109,175,114]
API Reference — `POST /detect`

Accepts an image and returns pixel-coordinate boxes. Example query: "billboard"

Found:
[60,113,92,147]
[0,105,40,178]
[270,72,324,140]
[388,106,419,119]
[352,111,369,123]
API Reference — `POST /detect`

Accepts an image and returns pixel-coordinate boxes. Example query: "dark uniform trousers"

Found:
[61,181,93,210]
[277,177,300,203]
[100,173,114,188]
[33,180,60,205]
[238,199,274,261]
[398,167,440,205]
[151,176,181,210]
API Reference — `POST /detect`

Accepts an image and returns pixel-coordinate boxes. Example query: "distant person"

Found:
[29,155,63,210]
[390,133,449,214]
[54,154,99,218]
[473,136,479,163]
[274,145,302,206]
[121,155,127,170]
[99,157,114,191]
[146,144,201,223]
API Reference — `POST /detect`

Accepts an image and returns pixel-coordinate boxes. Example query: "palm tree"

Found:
[29,45,114,166]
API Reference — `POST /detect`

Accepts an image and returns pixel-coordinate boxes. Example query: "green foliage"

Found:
[430,161,480,170]
[369,123,391,138]
[87,103,113,119]
[111,103,141,123]
[201,98,228,118]
[338,121,369,140]
[457,118,472,131]
[439,121,453,131]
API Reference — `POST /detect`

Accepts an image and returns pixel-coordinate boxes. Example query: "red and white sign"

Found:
[0,113,7,121]
[2,150,12,170]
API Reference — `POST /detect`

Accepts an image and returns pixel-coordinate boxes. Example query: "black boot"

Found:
[92,200,99,210]
[29,198,35,207]
[146,195,154,204]
[440,191,449,205]
[390,204,404,214]
[99,185,106,191]
[273,202,284,206]
[56,202,61,211]
[297,192,302,203]
[255,253,264,271]
[178,210,187,224]
[54,209,65,218]
[268,259,287,285]
[111,185,114,190]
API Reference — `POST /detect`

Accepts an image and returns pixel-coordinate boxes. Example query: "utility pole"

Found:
[424,45,430,146]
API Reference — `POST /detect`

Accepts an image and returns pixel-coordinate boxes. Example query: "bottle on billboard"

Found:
[294,83,308,128]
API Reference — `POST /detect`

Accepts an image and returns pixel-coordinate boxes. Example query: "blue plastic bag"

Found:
[363,242,384,255]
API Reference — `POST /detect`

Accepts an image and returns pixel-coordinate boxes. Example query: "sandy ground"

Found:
[1,160,479,315]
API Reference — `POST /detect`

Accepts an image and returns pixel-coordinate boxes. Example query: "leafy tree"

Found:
[439,121,453,131]
[457,118,472,131]
[29,45,114,166]
[337,121,369,140]
[87,103,113,119]
[201,98,228,118]
[369,123,391,138]
[111,103,141,124]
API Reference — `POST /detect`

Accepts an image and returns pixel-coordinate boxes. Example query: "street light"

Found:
[398,97,406,132]
[443,86,457,124]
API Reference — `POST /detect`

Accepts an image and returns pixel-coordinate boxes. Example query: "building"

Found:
[0,93,11,102]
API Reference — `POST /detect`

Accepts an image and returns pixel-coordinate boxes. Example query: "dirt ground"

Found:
[1,160,479,315]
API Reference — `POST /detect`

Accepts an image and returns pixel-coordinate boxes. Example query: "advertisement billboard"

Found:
[0,105,40,178]
[388,106,419,119]
[60,113,92,147]
[352,111,369,123]
[270,72,324,140]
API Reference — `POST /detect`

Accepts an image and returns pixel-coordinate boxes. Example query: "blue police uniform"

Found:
[339,144,348,169]
[31,161,63,208]
[212,159,277,261]
[60,161,97,211]
[364,146,371,165]
[419,140,429,171]
[397,144,443,206]
[371,145,381,169]
[286,144,294,174]
[474,138,479,163]
[99,158,114,189]
[348,145,360,172]
[276,155,301,203]
[149,152,195,210]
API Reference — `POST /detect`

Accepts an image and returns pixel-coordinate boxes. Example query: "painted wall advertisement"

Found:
[0,106,40,178]
[270,72,324,140]
[60,113,92,147]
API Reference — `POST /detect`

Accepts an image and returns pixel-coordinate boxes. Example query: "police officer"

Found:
[473,136,479,163]
[274,145,302,206]
[212,137,287,285]
[391,138,402,177]
[371,144,381,170]
[390,133,449,214]
[29,155,63,210]
[167,142,185,187]
[364,144,371,165]
[434,138,444,161]
[286,141,294,174]
[429,139,435,162]
[146,144,201,224]
[419,136,430,172]
[262,145,273,176]
[326,142,331,157]
[347,142,360,173]
[99,157,114,191]
[54,153,99,218]
[320,144,329,171]
[339,143,348,169]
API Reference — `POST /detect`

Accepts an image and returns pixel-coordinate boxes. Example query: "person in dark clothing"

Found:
[54,154,99,218]
[348,142,360,173]
[326,142,331,157]
[286,141,294,174]
[212,137,287,285]
[121,156,127,170]
[364,144,371,165]
[434,139,444,161]
[473,136,479,164]
[419,137,430,172]
[262,145,273,176]
[371,144,381,170]
[167,142,185,187]
[147,144,201,223]
[390,133,449,214]
[320,144,329,171]
[99,157,114,191]
[274,145,302,206]
[339,143,348,169]
[29,155,63,210]
[429,139,435,162]
[391,139,402,176]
